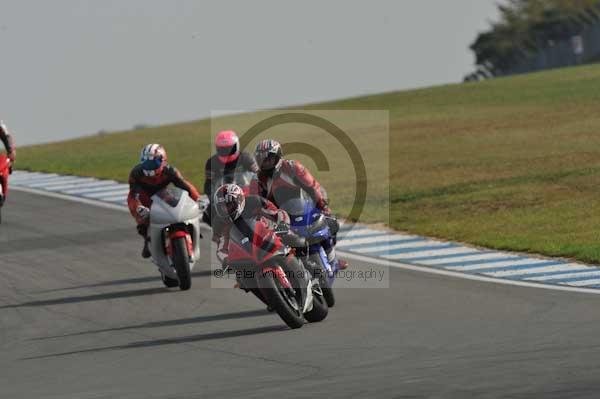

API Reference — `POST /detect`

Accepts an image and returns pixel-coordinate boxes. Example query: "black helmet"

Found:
[213,184,246,220]
[254,139,283,173]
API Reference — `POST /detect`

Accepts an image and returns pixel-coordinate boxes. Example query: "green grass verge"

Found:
[17,63,600,263]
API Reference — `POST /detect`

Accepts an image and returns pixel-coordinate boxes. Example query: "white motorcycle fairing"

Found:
[148,188,202,279]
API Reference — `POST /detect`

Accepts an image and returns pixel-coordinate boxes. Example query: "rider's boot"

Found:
[327,247,348,270]
[141,236,151,259]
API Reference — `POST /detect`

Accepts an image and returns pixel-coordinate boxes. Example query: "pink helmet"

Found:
[215,130,240,163]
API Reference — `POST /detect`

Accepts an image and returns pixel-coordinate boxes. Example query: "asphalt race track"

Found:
[3,191,600,398]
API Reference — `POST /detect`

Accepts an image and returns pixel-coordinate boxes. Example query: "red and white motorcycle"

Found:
[147,187,203,290]
[0,154,12,224]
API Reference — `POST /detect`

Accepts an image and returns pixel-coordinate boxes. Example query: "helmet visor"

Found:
[256,152,280,171]
[216,143,238,157]
[215,197,242,219]
[225,200,240,216]
[142,157,162,171]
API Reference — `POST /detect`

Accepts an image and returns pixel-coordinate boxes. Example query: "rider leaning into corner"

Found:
[203,130,258,225]
[211,183,290,266]
[127,144,201,259]
[0,120,16,205]
[250,139,348,270]
[212,183,313,310]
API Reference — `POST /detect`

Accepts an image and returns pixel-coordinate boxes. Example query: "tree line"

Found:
[467,0,600,80]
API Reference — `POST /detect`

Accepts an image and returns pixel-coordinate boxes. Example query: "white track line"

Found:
[62,184,125,195]
[446,258,550,272]
[337,251,600,295]
[12,186,129,213]
[351,239,450,253]
[10,173,58,182]
[487,264,592,278]
[26,177,97,189]
[524,264,600,282]
[338,234,426,251]
[15,175,77,186]
[567,279,600,287]
[45,181,118,192]
[12,179,600,296]
[99,194,128,203]
[33,178,100,190]
[384,247,479,260]
[382,244,459,260]
[341,229,386,238]
[420,252,510,266]
[354,241,439,254]
[412,250,484,264]
[82,189,130,199]
[430,254,521,267]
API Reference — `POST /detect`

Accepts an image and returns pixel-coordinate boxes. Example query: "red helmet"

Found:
[215,130,240,163]
[140,144,168,177]
[214,184,246,220]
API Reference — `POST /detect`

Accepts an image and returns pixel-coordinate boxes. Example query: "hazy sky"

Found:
[0,0,500,145]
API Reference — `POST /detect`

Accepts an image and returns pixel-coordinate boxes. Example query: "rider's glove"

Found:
[197,197,210,212]
[276,209,290,226]
[321,205,332,216]
[136,205,150,220]
[275,222,289,235]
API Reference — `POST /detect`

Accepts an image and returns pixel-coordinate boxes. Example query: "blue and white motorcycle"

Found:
[279,197,340,307]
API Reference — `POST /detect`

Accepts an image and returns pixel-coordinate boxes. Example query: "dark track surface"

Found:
[3,190,600,398]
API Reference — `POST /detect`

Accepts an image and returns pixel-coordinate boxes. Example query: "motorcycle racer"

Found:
[214,183,327,322]
[250,139,348,270]
[128,144,201,258]
[203,130,259,225]
[250,139,329,214]
[0,120,16,205]
[211,183,289,266]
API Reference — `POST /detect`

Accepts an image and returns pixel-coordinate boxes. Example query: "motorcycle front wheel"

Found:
[161,272,179,288]
[304,279,329,323]
[258,268,304,329]
[308,254,335,307]
[172,237,192,291]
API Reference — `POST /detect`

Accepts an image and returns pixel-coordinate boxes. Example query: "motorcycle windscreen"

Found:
[212,170,256,191]
[233,171,256,188]
[155,187,182,208]
[279,197,318,229]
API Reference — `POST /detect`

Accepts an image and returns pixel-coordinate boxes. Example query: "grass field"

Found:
[17,63,600,263]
